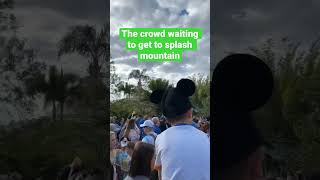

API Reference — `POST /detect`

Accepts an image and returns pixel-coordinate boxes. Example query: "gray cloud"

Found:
[213,0,320,65]
[12,0,106,75]
[16,0,107,22]
[111,0,210,85]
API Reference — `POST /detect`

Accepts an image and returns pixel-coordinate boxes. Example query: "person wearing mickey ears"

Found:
[149,79,210,180]
[212,54,274,180]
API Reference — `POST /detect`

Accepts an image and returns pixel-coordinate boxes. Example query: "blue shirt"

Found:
[142,133,157,145]
[153,125,161,134]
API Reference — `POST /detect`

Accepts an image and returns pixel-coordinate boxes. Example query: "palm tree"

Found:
[56,68,80,121]
[26,66,58,121]
[148,78,169,92]
[117,82,135,99]
[128,69,150,89]
[58,24,108,79]
[26,66,79,121]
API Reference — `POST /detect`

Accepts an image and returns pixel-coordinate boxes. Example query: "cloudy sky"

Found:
[2,0,320,122]
[110,0,210,86]
[11,0,320,84]
[213,0,320,64]
[0,0,107,124]
[13,0,107,75]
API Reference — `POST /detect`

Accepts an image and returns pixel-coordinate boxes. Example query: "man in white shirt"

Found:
[149,79,210,180]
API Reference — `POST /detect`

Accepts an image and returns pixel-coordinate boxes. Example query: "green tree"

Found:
[0,0,18,33]
[128,69,150,89]
[247,37,320,174]
[56,68,80,121]
[110,60,121,99]
[0,36,46,121]
[189,74,210,116]
[148,78,169,92]
[27,66,79,121]
[117,82,135,99]
[58,24,108,79]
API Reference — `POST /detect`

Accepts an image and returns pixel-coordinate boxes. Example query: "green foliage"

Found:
[112,71,210,117]
[26,66,80,121]
[72,76,107,119]
[189,74,210,116]
[248,37,320,173]
[0,118,106,179]
[117,82,135,99]
[0,35,46,121]
[110,98,158,118]
[58,24,108,79]
[0,0,18,32]
[128,69,150,89]
[148,78,169,92]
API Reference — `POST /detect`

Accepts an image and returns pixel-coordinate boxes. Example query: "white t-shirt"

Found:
[155,125,210,180]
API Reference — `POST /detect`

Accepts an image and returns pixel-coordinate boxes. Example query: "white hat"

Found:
[140,120,154,128]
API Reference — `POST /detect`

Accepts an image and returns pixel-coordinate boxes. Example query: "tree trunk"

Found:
[52,101,56,121]
[60,101,64,121]
[90,56,101,79]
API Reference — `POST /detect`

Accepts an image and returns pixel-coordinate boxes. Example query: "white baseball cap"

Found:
[140,120,154,128]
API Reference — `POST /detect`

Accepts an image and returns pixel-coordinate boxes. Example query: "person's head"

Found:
[140,120,154,134]
[151,117,160,126]
[126,119,135,129]
[150,79,196,125]
[167,108,193,124]
[193,117,199,124]
[129,142,155,178]
[126,141,135,156]
[110,131,118,149]
[198,119,209,133]
[70,157,82,169]
[212,54,274,180]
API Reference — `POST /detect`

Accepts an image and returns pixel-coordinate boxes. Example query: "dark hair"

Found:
[127,119,135,129]
[167,109,190,123]
[124,119,136,138]
[129,142,155,177]
[127,141,135,150]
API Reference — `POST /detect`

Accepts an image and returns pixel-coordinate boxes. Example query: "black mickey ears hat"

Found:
[211,53,274,172]
[150,79,196,119]
[212,53,274,113]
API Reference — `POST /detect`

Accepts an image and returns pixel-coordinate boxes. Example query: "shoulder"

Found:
[141,136,150,142]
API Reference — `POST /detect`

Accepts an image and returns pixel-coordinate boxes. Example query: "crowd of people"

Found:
[109,78,211,180]
[110,113,210,180]
[109,53,320,180]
